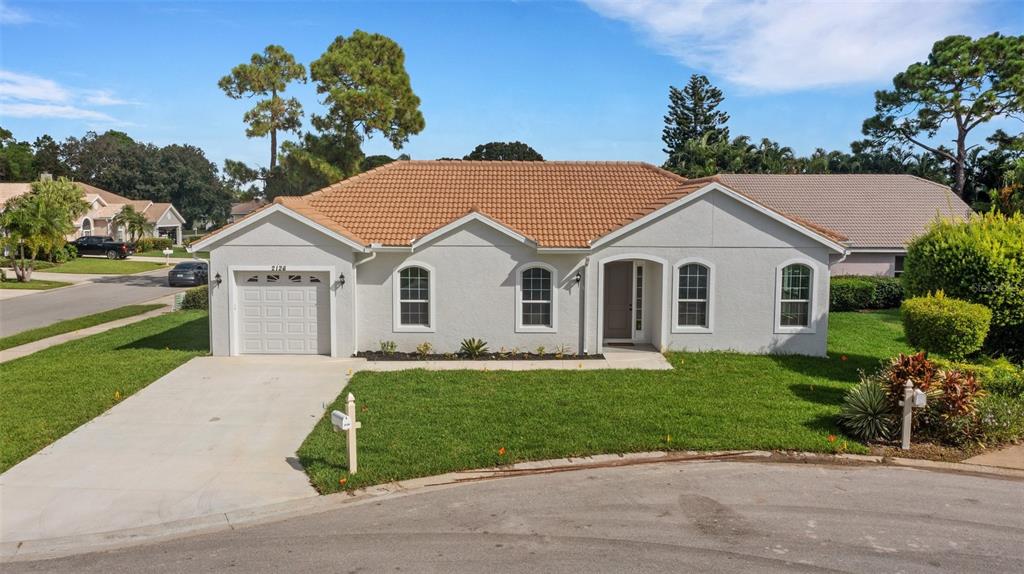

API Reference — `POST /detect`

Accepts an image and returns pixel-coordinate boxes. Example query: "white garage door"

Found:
[236,271,330,355]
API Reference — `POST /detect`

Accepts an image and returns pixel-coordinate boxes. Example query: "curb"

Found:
[2,449,1020,564]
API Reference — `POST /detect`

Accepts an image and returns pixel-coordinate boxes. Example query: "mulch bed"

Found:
[356,351,605,361]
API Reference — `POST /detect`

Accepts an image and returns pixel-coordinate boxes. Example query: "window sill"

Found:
[774,325,816,335]
[671,326,713,334]
[393,325,436,333]
[515,326,557,334]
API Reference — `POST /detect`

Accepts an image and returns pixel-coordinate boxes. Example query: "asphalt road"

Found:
[9,461,1023,573]
[0,268,186,337]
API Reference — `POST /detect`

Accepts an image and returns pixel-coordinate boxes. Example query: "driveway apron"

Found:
[0,356,355,542]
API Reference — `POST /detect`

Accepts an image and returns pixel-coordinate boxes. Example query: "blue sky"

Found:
[2,0,1022,171]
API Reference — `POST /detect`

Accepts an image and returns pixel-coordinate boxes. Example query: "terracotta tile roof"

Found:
[293,161,696,248]
[714,174,971,248]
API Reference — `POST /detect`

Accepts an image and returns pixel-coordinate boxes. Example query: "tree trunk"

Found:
[270,129,277,171]
[15,244,32,282]
[954,133,967,200]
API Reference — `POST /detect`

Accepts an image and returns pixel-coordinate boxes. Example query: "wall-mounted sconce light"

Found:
[574,272,582,284]
[339,272,346,286]
[213,272,222,286]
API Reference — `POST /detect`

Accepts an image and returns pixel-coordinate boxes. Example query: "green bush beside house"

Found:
[901,292,992,360]
[830,276,904,311]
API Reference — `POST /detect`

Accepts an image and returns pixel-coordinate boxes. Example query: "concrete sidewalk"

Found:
[0,295,177,363]
[964,444,1024,471]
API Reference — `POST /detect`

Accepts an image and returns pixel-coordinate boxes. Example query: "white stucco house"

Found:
[191,161,967,359]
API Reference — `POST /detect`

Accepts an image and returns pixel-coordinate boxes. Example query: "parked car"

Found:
[70,236,134,259]
[168,261,208,287]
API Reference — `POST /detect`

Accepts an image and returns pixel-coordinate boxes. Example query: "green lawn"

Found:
[0,278,70,290]
[47,258,164,274]
[0,304,166,352]
[299,309,912,493]
[0,311,208,473]
[136,247,209,258]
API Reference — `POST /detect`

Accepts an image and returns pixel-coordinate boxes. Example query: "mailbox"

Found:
[162,248,174,256]
[331,410,351,431]
[913,388,927,408]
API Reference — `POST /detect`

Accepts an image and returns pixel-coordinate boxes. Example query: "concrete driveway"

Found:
[0,356,355,543]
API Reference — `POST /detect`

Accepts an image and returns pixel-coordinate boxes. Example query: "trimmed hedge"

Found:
[901,292,992,360]
[180,286,209,310]
[830,275,904,311]
[903,211,1024,360]
[135,237,174,252]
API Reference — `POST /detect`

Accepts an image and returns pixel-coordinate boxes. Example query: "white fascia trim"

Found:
[371,245,413,252]
[189,204,368,253]
[514,261,558,333]
[589,182,848,254]
[411,212,537,251]
[163,204,186,225]
[536,247,591,254]
[392,261,437,333]
[773,258,820,335]
[671,257,715,334]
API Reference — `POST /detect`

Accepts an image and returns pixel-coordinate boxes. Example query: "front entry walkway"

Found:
[0,356,355,543]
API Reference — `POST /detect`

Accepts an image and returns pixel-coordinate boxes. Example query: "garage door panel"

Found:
[235,271,329,355]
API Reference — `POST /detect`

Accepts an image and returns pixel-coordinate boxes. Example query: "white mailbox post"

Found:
[162,247,174,265]
[900,382,927,450]
[331,393,362,474]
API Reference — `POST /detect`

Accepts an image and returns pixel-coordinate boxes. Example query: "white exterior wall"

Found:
[586,190,833,356]
[206,211,356,357]
[205,188,839,358]
[830,252,898,276]
[356,222,585,354]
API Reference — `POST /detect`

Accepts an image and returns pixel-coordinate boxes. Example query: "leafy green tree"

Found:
[31,135,68,177]
[662,74,730,173]
[110,205,154,243]
[360,153,410,172]
[863,33,1024,198]
[0,177,88,281]
[463,141,543,161]
[310,30,425,176]
[219,45,307,170]
[0,128,37,182]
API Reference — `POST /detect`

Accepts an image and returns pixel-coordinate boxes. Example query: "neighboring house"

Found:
[193,161,858,359]
[229,199,267,223]
[710,174,971,277]
[0,180,187,245]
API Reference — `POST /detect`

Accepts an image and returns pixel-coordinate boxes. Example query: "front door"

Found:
[603,261,633,339]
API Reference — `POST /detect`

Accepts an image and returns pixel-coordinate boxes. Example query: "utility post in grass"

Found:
[331,393,363,474]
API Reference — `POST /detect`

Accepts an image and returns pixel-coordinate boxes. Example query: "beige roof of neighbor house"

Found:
[713,174,972,249]
[231,199,267,216]
[0,183,33,208]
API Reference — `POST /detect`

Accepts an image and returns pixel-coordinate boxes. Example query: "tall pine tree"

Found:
[662,74,730,173]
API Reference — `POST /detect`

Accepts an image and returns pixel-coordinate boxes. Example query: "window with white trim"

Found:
[399,266,430,327]
[676,263,709,327]
[520,266,552,327]
[779,264,812,327]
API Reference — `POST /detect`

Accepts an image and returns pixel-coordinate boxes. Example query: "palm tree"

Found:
[0,178,88,281]
[110,205,154,244]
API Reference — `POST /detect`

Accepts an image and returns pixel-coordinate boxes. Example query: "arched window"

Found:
[516,264,557,332]
[676,263,710,328]
[779,263,812,328]
[81,218,93,237]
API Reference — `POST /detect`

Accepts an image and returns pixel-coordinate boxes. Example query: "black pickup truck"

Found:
[70,236,134,259]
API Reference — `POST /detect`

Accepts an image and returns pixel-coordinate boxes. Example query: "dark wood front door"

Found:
[603,261,633,339]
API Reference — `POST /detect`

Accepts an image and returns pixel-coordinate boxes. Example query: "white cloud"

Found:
[0,102,115,121]
[0,2,33,25]
[583,0,981,91]
[0,69,135,123]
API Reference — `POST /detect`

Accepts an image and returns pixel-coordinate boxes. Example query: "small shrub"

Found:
[901,292,992,360]
[180,286,208,310]
[883,351,938,404]
[0,268,6,282]
[554,344,572,359]
[378,340,397,355]
[535,346,546,356]
[459,338,489,358]
[982,369,1024,398]
[415,341,433,359]
[838,380,898,442]
[975,394,1024,445]
[830,277,874,311]
[935,370,983,418]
